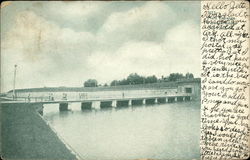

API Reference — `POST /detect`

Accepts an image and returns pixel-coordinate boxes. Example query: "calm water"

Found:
[43,101,200,160]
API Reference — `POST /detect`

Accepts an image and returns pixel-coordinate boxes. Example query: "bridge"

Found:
[1,79,200,113]
[1,93,193,113]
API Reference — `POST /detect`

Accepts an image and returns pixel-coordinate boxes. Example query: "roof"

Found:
[7,78,200,93]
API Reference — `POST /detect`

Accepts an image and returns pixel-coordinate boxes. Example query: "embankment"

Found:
[0,103,77,160]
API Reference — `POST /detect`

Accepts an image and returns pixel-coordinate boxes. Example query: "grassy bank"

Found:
[1,103,77,160]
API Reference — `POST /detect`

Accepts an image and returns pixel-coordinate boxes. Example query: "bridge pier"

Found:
[154,98,158,104]
[81,102,92,110]
[175,97,178,102]
[59,103,68,111]
[112,100,117,108]
[92,101,101,110]
[143,99,146,105]
[177,96,184,102]
[128,100,132,106]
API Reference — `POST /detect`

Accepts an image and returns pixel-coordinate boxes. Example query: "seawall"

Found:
[0,103,77,160]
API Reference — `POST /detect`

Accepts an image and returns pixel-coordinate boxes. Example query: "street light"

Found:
[13,64,17,100]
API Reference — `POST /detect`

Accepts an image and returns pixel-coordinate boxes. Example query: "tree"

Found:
[84,79,98,87]
[168,73,184,81]
[110,80,119,86]
[110,73,159,86]
[119,79,129,85]
[104,83,108,87]
[185,73,194,79]
[145,75,158,83]
[127,73,144,84]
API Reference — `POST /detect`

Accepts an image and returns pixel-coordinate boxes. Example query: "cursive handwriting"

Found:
[201,1,249,160]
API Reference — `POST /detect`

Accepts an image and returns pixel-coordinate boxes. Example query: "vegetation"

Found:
[84,72,195,87]
[1,103,77,159]
[84,79,98,87]
[168,73,194,81]
[109,72,194,86]
[110,73,157,86]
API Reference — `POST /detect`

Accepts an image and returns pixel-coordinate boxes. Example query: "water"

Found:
[43,102,200,160]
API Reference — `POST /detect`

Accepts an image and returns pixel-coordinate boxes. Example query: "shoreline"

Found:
[36,110,83,160]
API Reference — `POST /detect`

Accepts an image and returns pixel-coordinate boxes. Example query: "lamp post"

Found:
[13,64,17,100]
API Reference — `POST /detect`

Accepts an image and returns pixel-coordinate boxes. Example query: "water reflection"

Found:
[43,102,200,160]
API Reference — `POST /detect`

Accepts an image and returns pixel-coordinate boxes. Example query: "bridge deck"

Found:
[1,94,191,105]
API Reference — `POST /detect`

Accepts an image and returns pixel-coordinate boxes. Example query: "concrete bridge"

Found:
[1,93,193,113]
[1,78,200,113]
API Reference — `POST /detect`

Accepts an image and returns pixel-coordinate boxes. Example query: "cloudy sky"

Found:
[1,1,200,92]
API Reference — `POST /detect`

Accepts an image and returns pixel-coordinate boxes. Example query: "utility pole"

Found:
[13,64,17,100]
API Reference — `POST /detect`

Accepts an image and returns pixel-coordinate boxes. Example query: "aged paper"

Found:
[201,1,249,159]
[1,1,201,160]
[0,1,249,160]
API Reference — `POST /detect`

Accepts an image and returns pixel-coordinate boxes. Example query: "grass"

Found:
[1,103,77,160]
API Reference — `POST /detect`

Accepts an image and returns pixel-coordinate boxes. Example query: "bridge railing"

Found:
[14,96,51,102]
[11,92,192,103]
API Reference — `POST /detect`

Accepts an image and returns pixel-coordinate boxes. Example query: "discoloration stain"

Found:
[1,1,12,9]
[62,0,79,3]
[23,29,43,62]
[12,11,45,62]
[32,2,44,8]
[37,29,42,52]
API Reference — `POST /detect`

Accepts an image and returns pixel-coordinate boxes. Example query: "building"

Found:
[6,78,201,102]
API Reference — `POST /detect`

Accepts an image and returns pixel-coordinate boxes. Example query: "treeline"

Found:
[83,72,194,87]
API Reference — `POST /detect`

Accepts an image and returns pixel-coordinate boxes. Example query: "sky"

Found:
[1,1,200,92]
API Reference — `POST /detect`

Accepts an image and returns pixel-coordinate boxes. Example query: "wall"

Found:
[7,80,201,101]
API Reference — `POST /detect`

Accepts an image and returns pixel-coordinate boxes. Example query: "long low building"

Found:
[6,78,201,102]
